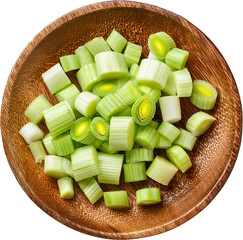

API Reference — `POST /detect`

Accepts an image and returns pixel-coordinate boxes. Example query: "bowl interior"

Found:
[2,2,241,239]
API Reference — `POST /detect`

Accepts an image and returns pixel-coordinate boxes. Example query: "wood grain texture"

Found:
[1,1,242,239]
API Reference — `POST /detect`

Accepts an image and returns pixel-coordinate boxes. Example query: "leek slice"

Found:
[70,117,96,144]
[174,128,197,151]
[146,156,178,185]
[91,138,104,148]
[162,72,177,96]
[57,177,74,199]
[95,52,128,80]
[131,95,156,126]
[106,29,128,53]
[115,105,132,117]
[28,140,46,163]
[166,145,192,173]
[97,152,124,185]
[92,80,121,98]
[78,177,103,204]
[25,95,52,124]
[103,191,130,209]
[148,51,159,60]
[91,117,109,141]
[98,141,119,154]
[75,92,100,117]
[125,148,154,163]
[71,145,99,181]
[42,63,71,94]
[186,111,216,136]
[136,59,171,90]
[165,48,189,70]
[138,85,161,103]
[75,45,94,67]
[155,135,172,149]
[109,116,135,151]
[123,162,147,182]
[124,42,142,68]
[42,133,57,155]
[52,132,74,156]
[173,68,192,97]
[19,122,44,144]
[157,121,180,143]
[148,32,176,61]
[60,54,80,72]
[85,36,111,56]
[159,96,181,123]
[129,64,140,78]
[136,188,161,206]
[190,80,217,110]
[76,63,101,91]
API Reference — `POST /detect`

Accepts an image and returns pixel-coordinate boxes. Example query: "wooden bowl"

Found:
[1,1,242,239]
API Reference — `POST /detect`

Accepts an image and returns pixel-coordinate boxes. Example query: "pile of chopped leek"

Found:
[19,29,217,208]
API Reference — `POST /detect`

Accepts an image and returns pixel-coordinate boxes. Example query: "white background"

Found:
[0,0,242,239]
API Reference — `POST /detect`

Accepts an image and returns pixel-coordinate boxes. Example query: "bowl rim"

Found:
[1,0,242,239]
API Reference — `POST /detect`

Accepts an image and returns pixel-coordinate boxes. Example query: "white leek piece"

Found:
[186,111,216,136]
[124,42,142,68]
[174,128,197,151]
[57,177,74,199]
[125,148,154,163]
[157,121,180,143]
[28,140,46,163]
[75,45,94,67]
[19,122,44,144]
[159,96,181,123]
[42,63,71,94]
[146,156,178,185]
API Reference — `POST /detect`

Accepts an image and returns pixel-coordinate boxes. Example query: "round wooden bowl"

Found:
[1,1,242,239]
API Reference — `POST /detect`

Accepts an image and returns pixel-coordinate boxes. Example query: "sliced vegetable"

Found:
[98,141,119,154]
[60,54,80,72]
[92,80,121,98]
[123,162,147,182]
[137,85,161,103]
[74,45,94,67]
[90,117,109,141]
[57,177,74,199]
[129,64,140,78]
[42,133,57,155]
[52,132,74,156]
[174,128,197,151]
[165,48,189,70]
[157,121,180,143]
[136,188,161,206]
[124,42,142,67]
[103,191,130,209]
[28,140,46,163]
[85,37,111,56]
[106,29,128,53]
[155,135,172,149]
[125,148,154,163]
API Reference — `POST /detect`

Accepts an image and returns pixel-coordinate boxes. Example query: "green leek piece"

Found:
[124,42,142,68]
[44,155,70,179]
[91,138,104,148]
[57,177,74,199]
[148,51,159,60]
[96,93,126,121]
[109,116,135,151]
[117,80,142,105]
[76,63,101,91]
[148,32,176,61]
[115,105,132,116]
[25,95,52,124]
[173,68,192,97]
[174,128,197,151]
[157,121,180,143]
[42,134,57,155]
[95,51,128,80]
[75,92,100,117]
[166,145,192,173]
[62,157,74,178]
[190,80,217,110]
[186,111,216,136]
[75,45,94,67]
[19,122,44,144]
[52,132,74,156]
[71,145,99,181]
[129,64,140,78]
[97,152,124,185]
[70,117,96,144]
[146,156,178,185]
[60,54,80,72]
[106,29,128,53]
[103,191,130,209]
[78,177,103,204]
[138,84,161,103]
[73,140,84,149]
[98,141,119,154]
[42,63,71,94]
[135,125,159,150]
[148,120,159,129]
[55,84,80,110]
[85,37,111,56]
[131,95,156,126]
[43,101,75,138]
[136,59,171,89]
[91,117,109,141]
[159,96,181,123]
[123,162,147,182]
[155,135,172,149]
[28,140,46,163]
[125,148,154,163]
[162,72,177,96]
[165,48,189,70]
[92,80,121,98]
[136,188,161,206]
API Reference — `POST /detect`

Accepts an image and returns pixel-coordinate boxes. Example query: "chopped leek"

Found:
[42,133,57,155]
[174,128,197,151]
[28,140,46,163]
[92,80,121,98]
[125,148,154,163]
[60,54,80,72]
[123,162,147,182]
[25,95,52,124]
[91,117,109,140]
[155,135,172,149]
[75,45,94,67]
[124,42,142,68]
[137,84,161,103]
[146,156,178,185]
[52,132,74,156]
[129,64,140,78]
[162,72,177,96]
[190,80,217,110]
[98,141,119,154]
[165,48,189,70]
[85,37,111,56]
[115,105,132,117]
[136,188,161,206]
[157,121,180,143]
[106,29,128,53]
[57,177,74,199]
[186,111,216,136]
[103,191,130,209]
